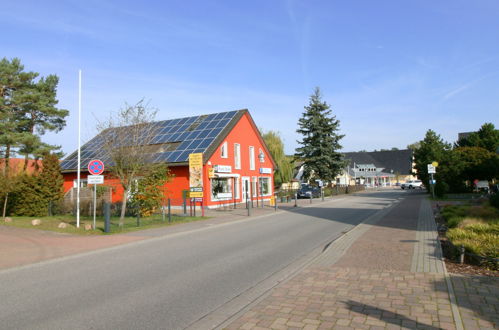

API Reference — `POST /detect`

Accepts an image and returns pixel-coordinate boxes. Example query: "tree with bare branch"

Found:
[98,100,169,227]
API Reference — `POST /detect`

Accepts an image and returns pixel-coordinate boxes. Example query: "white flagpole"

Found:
[76,70,82,228]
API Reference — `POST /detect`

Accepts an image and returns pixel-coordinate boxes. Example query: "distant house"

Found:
[0,158,43,175]
[60,109,275,209]
[340,149,415,186]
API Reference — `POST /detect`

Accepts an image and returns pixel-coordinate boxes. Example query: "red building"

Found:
[60,109,275,208]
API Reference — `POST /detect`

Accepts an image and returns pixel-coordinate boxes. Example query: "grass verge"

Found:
[2,214,209,235]
[440,202,499,269]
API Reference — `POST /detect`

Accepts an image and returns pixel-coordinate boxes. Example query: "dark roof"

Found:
[60,109,246,171]
[343,149,413,175]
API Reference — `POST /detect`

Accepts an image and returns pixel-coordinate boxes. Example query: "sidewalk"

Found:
[225,194,498,330]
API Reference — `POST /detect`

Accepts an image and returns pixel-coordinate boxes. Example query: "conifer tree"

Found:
[38,153,64,210]
[0,57,68,171]
[295,87,345,183]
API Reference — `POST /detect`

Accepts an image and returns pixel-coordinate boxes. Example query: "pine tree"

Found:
[0,57,68,172]
[295,87,345,183]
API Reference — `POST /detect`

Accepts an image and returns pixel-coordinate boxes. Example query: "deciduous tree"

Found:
[98,100,168,227]
[261,130,292,188]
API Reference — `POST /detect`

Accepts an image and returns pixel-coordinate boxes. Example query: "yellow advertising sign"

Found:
[189,191,204,198]
[189,153,203,194]
[432,161,439,167]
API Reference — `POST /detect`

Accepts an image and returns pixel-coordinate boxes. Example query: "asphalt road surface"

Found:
[0,190,404,330]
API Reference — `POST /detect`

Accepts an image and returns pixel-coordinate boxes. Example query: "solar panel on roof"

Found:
[60,110,241,170]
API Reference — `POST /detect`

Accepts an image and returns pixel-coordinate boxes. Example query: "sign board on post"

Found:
[189,153,203,198]
[427,164,436,174]
[87,175,104,184]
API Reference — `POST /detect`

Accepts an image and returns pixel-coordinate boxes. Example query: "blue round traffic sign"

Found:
[88,159,105,175]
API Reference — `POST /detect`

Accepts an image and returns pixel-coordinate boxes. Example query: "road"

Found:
[0,190,404,330]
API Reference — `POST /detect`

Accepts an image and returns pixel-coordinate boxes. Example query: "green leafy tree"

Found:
[407,142,421,150]
[130,164,171,217]
[0,57,67,171]
[98,100,166,227]
[413,130,451,188]
[0,168,15,219]
[453,147,499,182]
[0,57,34,174]
[38,153,64,211]
[261,130,293,188]
[10,174,46,216]
[457,123,499,153]
[295,87,345,183]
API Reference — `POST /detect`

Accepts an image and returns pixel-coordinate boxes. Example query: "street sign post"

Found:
[427,163,437,198]
[88,160,105,230]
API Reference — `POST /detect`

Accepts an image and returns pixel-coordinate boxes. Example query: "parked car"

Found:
[297,185,321,198]
[475,181,489,193]
[401,180,424,189]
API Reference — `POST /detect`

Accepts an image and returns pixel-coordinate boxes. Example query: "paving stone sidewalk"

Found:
[225,194,498,330]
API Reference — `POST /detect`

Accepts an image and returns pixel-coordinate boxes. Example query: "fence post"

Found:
[104,202,110,233]
[168,198,171,223]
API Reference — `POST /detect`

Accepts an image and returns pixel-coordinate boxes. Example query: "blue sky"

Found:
[2,0,498,155]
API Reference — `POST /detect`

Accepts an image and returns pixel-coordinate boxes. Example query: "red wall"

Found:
[203,112,274,206]
[62,112,274,208]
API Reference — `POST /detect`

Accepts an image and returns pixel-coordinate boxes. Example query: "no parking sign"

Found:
[88,159,105,175]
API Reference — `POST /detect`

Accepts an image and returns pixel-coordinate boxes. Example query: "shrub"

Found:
[447,227,498,260]
[434,180,449,198]
[490,193,499,209]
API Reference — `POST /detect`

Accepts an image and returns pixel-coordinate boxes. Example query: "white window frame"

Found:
[249,146,255,170]
[221,141,228,158]
[234,143,241,169]
[234,177,240,199]
[252,176,257,197]
[258,176,271,196]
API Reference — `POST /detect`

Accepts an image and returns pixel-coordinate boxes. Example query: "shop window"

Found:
[258,177,271,196]
[221,141,228,158]
[211,177,233,200]
[249,146,255,170]
[234,143,241,169]
[73,179,88,188]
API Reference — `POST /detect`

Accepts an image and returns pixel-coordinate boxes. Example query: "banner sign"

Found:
[189,153,203,197]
